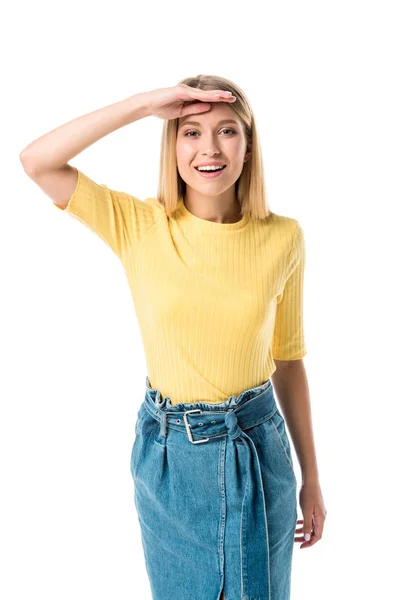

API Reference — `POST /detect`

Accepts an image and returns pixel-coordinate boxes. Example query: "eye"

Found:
[183,128,236,137]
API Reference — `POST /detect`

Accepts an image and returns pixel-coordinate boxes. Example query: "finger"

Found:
[312,512,325,540]
[298,525,315,548]
[190,89,236,102]
[301,528,319,548]
[299,513,324,549]
[295,526,304,534]
[206,90,235,99]
[213,93,236,101]
[180,102,213,117]
[295,519,304,537]
[295,523,312,543]
[294,518,311,544]
[302,511,314,542]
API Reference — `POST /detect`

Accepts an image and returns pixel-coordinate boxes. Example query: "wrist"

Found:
[122,93,152,124]
[301,474,320,485]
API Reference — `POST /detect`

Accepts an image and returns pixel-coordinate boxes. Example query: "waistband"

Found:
[143,376,278,444]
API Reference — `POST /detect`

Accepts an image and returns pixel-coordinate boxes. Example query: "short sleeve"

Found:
[53,168,158,260]
[272,221,307,360]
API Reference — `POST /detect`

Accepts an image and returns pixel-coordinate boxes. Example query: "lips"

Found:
[194,165,227,171]
[194,165,227,179]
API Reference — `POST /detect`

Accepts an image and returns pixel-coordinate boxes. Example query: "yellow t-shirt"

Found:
[53,169,307,404]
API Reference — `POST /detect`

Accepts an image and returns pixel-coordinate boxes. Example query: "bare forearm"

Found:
[271,360,319,483]
[19,93,150,174]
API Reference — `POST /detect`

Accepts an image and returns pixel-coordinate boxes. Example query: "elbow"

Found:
[19,151,37,175]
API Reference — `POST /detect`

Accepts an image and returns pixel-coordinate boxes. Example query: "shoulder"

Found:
[267,212,300,233]
[95,183,166,244]
[105,189,165,233]
[271,213,304,249]
[255,212,300,247]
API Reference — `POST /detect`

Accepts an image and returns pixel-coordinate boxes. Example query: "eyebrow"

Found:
[178,118,239,129]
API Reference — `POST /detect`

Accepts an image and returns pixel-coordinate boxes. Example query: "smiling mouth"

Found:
[194,165,227,171]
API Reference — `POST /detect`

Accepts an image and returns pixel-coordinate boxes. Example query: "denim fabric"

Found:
[130,377,297,600]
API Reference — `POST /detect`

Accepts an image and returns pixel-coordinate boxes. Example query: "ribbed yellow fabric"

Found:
[53,169,306,404]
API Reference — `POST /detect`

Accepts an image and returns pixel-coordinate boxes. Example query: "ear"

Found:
[243,147,252,163]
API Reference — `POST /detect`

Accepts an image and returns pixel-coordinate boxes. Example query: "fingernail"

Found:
[304,532,311,541]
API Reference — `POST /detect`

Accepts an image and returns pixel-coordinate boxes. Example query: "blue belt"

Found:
[143,379,279,599]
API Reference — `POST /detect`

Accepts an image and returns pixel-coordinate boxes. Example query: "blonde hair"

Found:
[156,74,273,221]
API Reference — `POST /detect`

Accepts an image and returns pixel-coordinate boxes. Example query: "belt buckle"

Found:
[183,409,210,444]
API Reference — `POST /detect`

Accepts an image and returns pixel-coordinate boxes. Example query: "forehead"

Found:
[178,103,241,129]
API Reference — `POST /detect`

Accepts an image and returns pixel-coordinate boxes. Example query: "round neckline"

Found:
[177,197,250,232]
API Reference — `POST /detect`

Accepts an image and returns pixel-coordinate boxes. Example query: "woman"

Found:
[20,74,327,600]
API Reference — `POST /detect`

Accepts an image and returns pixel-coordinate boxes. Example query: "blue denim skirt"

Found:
[130,377,298,600]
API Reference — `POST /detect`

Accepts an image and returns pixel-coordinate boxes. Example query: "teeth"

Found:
[196,165,225,171]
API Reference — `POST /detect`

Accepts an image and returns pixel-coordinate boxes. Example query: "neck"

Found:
[183,194,242,225]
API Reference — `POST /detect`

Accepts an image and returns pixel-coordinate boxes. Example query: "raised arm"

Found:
[19,86,236,258]
[19,84,235,209]
[19,93,150,209]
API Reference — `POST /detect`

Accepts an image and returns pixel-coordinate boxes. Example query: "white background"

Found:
[2,0,399,598]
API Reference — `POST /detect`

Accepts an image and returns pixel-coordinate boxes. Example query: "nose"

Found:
[200,133,222,156]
